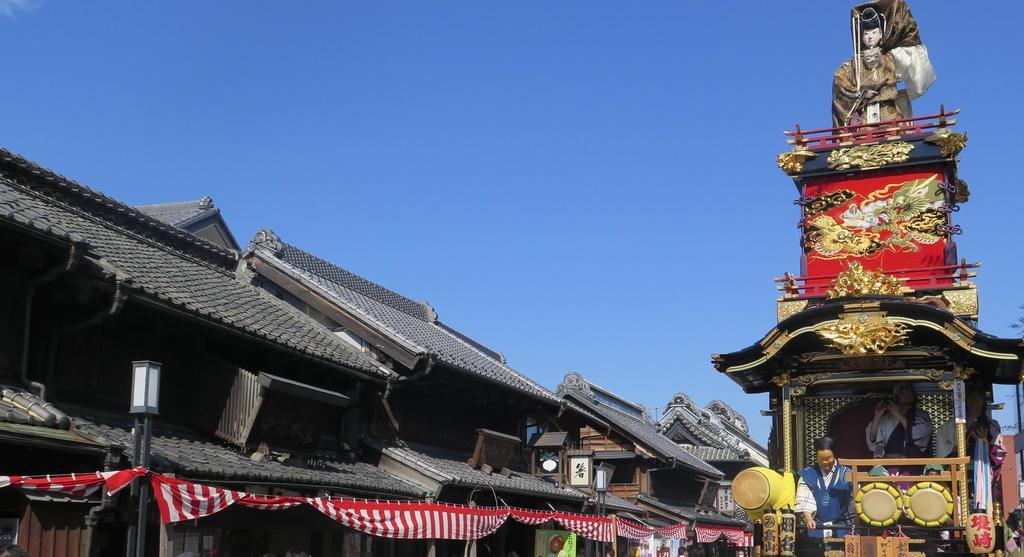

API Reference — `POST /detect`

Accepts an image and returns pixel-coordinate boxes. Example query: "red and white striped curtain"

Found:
[0,468,678,544]
[306,499,509,541]
[654,523,687,540]
[617,518,654,541]
[694,525,748,545]
[151,474,245,523]
[0,467,145,498]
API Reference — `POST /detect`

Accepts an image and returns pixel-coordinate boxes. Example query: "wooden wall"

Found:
[17,502,87,557]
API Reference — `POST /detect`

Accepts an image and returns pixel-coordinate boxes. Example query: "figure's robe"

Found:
[832,51,901,127]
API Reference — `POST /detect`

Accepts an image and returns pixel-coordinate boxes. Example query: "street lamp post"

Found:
[595,467,609,557]
[129,360,160,557]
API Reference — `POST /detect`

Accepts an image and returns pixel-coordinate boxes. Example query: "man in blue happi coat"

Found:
[795,437,853,556]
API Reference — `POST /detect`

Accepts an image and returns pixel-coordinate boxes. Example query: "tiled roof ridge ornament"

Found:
[250,228,284,255]
[556,371,592,398]
[418,300,438,323]
[706,399,750,434]
[826,261,906,299]
[198,195,214,209]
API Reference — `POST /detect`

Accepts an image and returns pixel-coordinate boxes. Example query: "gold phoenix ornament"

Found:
[827,262,905,298]
[925,129,968,158]
[777,147,818,175]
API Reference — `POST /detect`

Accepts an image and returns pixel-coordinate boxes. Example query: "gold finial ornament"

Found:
[777,147,818,175]
[817,315,910,354]
[925,129,969,158]
[826,142,915,170]
[826,262,905,298]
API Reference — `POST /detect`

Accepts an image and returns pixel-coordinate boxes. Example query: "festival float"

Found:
[713,1,1024,556]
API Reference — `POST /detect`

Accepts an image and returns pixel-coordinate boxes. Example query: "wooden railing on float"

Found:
[775,260,979,298]
[842,456,971,528]
[784,106,959,149]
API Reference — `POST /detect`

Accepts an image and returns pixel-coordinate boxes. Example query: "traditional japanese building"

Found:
[657,393,768,524]
[0,147,433,556]
[556,372,748,555]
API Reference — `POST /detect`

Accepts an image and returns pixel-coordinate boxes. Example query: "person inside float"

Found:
[935,385,1006,512]
[866,382,932,479]
[795,436,853,557]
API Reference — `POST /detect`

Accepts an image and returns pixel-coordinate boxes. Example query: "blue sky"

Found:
[3,1,1023,444]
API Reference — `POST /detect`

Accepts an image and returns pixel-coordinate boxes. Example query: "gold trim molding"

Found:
[777,299,809,322]
[777,147,818,175]
[827,262,905,299]
[826,142,915,170]
[925,129,968,158]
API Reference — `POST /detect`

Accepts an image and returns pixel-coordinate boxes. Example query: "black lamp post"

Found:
[128,360,160,557]
[595,467,609,557]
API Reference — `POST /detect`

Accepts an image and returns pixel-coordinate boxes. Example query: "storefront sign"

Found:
[535,529,577,557]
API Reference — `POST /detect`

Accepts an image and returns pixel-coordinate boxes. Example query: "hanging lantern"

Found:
[965,513,996,554]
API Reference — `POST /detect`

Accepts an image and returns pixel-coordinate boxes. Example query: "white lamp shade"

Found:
[131,360,161,414]
[595,468,609,492]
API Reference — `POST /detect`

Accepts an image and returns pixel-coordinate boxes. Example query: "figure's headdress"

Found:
[859,7,886,36]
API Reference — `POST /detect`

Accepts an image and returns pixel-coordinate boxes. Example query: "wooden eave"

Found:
[713,297,1024,393]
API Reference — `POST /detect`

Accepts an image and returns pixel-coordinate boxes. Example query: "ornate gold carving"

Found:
[817,314,910,354]
[827,262,905,298]
[770,373,792,387]
[790,386,807,397]
[953,366,977,380]
[938,380,955,391]
[826,142,914,170]
[925,129,968,158]
[777,300,809,322]
[955,179,970,204]
[942,288,979,318]
[777,147,818,175]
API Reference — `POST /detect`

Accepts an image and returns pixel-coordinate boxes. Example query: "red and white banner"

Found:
[236,494,305,511]
[695,525,748,545]
[654,523,687,540]
[307,499,509,540]
[151,474,245,523]
[616,518,654,541]
[0,467,145,497]
[555,513,613,543]
[507,507,555,526]
[0,468,682,544]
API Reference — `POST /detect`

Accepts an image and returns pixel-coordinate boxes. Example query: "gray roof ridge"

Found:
[257,233,431,322]
[251,245,429,357]
[0,148,238,266]
[564,390,723,477]
[424,319,558,402]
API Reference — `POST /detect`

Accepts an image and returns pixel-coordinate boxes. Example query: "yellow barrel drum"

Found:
[733,467,796,520]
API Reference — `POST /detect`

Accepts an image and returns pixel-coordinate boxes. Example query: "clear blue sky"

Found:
[3,1,1023,445]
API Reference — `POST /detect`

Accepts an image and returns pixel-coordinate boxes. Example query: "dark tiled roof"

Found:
[657,393,766,465]
[136,197,218,228]
[0,150,388,380]
[365,438,585,502]
[70,409,425,498]
[636,495,747,528]
[246,231,559,403]
[556,375,722,478]
[597,492,643,513]
[681,445,747,463]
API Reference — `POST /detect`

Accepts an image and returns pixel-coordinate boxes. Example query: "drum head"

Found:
[909,488,947,522]
[860,489,899,523]
[733,469,770,510]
